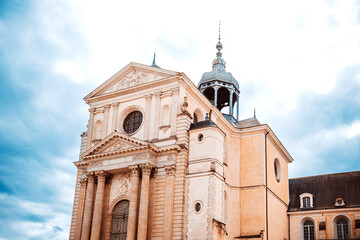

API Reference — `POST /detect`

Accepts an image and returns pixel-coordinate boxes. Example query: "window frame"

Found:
[299,193,314,209]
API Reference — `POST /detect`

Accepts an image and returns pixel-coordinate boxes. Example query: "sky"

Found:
[0,0,359,239]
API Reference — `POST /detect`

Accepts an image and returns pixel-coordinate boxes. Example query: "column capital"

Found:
[80,177,88,187]
[144,94,153,101]
[111,102,120,107]
[129,165,140,176]
[154,91,162,98]
[89,107,96,114]
[103,104,111,110]
[165,165,176,175]
[139,163,153,176]
[95,170,108,182]
[170,87,180,96]
[86,172,96,182]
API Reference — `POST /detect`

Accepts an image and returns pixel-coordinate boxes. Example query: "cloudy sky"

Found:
[0,0,359,239]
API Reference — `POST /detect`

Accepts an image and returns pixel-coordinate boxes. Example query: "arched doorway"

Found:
[111,200,129,240]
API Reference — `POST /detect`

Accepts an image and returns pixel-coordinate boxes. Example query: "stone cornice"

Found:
[80,131,181,161]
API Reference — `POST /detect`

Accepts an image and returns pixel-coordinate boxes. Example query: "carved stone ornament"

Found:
[109,173,132,203]
[165,165,176,175]
[179,96,191,117]
[102,140,134,153]
[88,160,103,167]
[105,69,163,93]
[133,152,155,162]
[159,125,171,133]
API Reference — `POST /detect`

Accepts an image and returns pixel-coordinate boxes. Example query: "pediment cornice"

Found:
[80,131,181,161]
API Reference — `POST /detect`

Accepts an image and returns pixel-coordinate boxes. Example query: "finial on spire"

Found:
[254,108,256,118]
[151,52,160,68]
[219,21,221,42]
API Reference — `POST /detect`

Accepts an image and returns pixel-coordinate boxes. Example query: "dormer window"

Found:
[300,193,314,209]
[335,198,345,207]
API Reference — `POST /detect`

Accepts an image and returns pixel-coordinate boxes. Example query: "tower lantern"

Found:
[198,25,240,122]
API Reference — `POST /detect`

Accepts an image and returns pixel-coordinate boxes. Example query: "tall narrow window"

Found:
[336,218,349,239]
[303,220,315,240]
[303,196,311,208]
[111,200,130,240]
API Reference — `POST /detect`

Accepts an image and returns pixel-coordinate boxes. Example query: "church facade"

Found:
[69,39,360,240]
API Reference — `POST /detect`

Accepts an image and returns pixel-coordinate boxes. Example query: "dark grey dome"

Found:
[199,69,239,90]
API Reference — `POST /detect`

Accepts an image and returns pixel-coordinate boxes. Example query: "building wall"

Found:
[289,209,360,239]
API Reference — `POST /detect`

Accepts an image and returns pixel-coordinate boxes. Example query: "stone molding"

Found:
[144,94,153,100]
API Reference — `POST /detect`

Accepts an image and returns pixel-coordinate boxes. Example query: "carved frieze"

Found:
[109,173,132,203]
[102,140,134,153]
[133,152,155,162]
[105,69,163,93]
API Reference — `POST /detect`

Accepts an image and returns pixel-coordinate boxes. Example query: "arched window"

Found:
[336,218,349,239]
[303,220,315,240]
[111,200,130,240]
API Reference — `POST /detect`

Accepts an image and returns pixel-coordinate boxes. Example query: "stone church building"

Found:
[69,38,360,240]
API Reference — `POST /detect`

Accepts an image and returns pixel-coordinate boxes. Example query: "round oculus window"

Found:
[198,133,204,142]
[123,111,143,134]
[195,202,202,213]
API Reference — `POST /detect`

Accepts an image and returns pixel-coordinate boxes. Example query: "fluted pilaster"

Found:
[137,163,153,240]
[90,171,108,240]
[81,172,95,240]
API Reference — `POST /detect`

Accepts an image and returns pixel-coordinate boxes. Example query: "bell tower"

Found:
[198,25,240,123]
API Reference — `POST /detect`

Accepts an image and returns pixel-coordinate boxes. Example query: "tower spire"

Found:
[151,52,160,68]
[212,21,225,71]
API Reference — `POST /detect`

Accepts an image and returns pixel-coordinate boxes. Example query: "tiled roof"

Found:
[288,171,360,212]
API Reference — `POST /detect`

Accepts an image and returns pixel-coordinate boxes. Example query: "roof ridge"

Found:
[289,170,360,180]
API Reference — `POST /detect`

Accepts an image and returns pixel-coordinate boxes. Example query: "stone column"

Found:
[81,172,95,240]
[170,87,179,136]
[137,163,153,240]
[152,91,161,140]
[127,165,140,240]
[90,171,108,240]
[163,165,176,239]
[75,178,88,240]
[229,89,234,116]
[86,108,96,149]
[101,105,111,139]
[213,86,219,108]
[143,94,152,141]
[110,102,119,132]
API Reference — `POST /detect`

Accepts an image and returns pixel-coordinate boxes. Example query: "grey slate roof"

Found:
[288,171,360,212]
[235,118,261,129]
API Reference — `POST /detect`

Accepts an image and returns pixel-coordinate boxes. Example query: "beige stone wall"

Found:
[289,209,360,239]
[240,187,266,236]
[268,192,288,239]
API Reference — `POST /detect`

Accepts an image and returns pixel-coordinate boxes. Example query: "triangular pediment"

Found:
[85,62,179,99]
[81,131,158,160]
